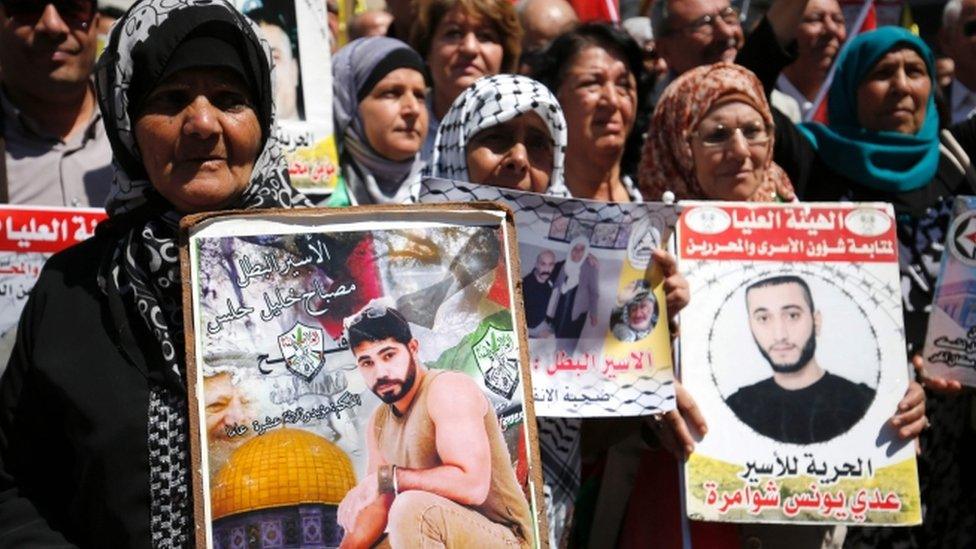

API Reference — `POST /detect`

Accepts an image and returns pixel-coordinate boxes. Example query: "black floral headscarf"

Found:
[93,0,309,542]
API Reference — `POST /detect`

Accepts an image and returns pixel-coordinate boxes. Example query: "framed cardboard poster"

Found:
[676,201,921,526]
[419,178,678,418]
[181,205,546,548]
[922,195,976,387]
[240,0,339,194]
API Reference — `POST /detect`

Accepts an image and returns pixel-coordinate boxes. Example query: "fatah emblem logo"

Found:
[950,211,976,267]
[278,323,325,381]
[473,326,519,399]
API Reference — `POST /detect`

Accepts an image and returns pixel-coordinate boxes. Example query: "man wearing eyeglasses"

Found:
[939,0,976,124]
[774,0,846,122]
[650,0,808,102]
[0,0,112,206]
[336,302,533,549]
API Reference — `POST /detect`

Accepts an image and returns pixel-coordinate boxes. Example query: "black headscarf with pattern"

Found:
[93,0,309,542]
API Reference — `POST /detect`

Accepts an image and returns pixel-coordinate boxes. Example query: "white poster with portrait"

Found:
[240,0,339,194]
[419,177,678,418]
[677,201,921,526]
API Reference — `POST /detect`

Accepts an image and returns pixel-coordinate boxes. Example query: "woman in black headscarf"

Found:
[0,0,307,545]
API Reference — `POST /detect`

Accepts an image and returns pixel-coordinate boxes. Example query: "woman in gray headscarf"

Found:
[0,0,306,544]
[329,36,429,206]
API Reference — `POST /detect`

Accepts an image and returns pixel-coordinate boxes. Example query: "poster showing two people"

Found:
[419,178,678,418]
[676,202,921,526]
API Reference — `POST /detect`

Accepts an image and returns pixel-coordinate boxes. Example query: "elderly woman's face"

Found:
[359,67,429,161]
[428,7,504,105]
[856,47,931,134]
[135,67,261,214]
[557,45,637,158]
[465,111,553,192]
[690,101,771,200]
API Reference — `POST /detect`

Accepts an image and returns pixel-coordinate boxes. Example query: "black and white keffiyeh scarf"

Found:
[428,73,580,547]
[429,74,570,197]
[94,0,308,543]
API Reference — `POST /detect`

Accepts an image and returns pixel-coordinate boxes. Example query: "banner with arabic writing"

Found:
[183,206,545,548]
[922,195,976,387]
[0,205,105,374]
[418,178,677,418]
[677,201,920,525]
[239,0,339,194]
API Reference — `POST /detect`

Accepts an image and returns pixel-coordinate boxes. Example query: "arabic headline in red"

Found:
[679,204,897,263]
[0,207,106,254]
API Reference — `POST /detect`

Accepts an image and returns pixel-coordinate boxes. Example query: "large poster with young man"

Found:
[676,201,921,526]
[419,178,678,418]
[182,206,545,548]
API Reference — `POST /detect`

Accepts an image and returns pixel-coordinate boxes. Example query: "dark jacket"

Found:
[0,230,162,548]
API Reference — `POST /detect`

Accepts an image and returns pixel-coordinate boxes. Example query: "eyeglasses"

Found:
[0,0,96,29]
[963,19,976,38]
[668,6,740,37]
[696,121,771,148]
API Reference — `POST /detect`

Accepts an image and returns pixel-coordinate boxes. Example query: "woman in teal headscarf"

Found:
[774,26,976,348]
[772,26,976,547]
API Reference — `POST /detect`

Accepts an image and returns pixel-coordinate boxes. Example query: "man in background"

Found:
[774,0,846,121]
[0,0,112,205]
[940,0,976,124]
[348,9,393,40]
[517,0,578,74]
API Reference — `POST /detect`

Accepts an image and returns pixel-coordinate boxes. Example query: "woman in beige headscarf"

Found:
[640,62,794,202]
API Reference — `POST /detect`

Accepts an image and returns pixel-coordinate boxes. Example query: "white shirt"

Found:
[775,74,816,122]
[949,79,976,125]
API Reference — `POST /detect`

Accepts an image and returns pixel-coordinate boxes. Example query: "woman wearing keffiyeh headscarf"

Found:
[329,36,429,206]
[0,0,307,545]
[429,73,569,196]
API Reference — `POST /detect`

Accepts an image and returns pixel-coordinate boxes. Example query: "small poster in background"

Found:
[182,205,546,548]
[241,0,340,194]
[676,201,920,526]
[0,206,106,371]
[922,195,976,387]
[419,178,678,418]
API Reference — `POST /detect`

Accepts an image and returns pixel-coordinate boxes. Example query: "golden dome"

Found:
[210,427,357,519]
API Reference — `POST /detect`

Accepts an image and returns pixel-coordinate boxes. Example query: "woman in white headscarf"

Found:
[545,236,599,355]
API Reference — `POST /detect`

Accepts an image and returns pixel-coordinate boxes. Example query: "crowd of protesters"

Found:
[1,0,975,547]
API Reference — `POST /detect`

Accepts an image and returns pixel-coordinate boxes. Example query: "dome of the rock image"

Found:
[209,427,356,548]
